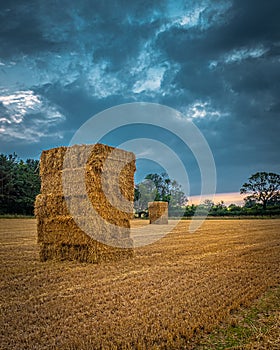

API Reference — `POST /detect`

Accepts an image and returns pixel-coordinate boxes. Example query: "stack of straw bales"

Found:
[148,201,168,224]
[35,144,136,263]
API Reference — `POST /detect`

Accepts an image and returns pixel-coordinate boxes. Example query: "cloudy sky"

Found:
[0,0,279,197]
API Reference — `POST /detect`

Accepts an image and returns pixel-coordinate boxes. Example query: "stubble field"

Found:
[0,218,280,349]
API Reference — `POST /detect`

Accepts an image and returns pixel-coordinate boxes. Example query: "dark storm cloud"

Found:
[34,82,134,131]
[0,1,58,58]
[157,6,280,93]
[0,0,279,194]
[1,0,163,65]
[158,0,280,61]
[220,0,280,45]
[155,0,280,173]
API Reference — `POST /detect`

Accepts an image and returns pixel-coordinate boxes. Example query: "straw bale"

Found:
[40,144,135,175]
[40,146,67,175]
[35,194,69,217]
[40,153,135,197]
[35,193,133,222]
[148,201,168,224]
[37,215,132,245]
[39,241,133,263]
[39,242,98,263]
[35,143,135,263]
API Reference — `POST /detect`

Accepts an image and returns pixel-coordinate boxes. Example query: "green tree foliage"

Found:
[194,199,214,216]
[134,179,157,214]
[240,172,280,210]
[183,204,196,217]
[227,204,242,216]
[144,173,187,206]
[0,154,40,215]
[209,201,227,216]
[134,173,187,216]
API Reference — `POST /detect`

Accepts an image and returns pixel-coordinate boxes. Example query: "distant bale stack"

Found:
[35,144,136,263]
[148,201,168,224]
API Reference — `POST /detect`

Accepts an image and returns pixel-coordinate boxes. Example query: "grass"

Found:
[195,285,280,349]
[1,218,280,349]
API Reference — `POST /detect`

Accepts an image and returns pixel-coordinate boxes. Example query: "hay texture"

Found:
[35,144,136,263]
[148,201,168,224]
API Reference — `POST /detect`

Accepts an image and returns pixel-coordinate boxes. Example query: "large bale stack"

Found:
[35,144,136,263]
[148,201,168,224]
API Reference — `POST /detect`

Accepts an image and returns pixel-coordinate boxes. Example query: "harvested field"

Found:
[1,218,280,349]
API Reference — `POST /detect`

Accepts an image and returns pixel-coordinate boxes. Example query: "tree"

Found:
[183,204,196,217]
[145,173,170,202]
[0,153,40,215]
[194,199,214,216]
[0,153,18,214]
[134,179,157,214]
[202,199,215,210]
[144,173,187,206]
[240,172,280,211]
[210,201,227,216]
[134,173,188,215]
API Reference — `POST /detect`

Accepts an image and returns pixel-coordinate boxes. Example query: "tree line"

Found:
[0,152,279,217]
[135,171,280,218]
[0,154,40,215]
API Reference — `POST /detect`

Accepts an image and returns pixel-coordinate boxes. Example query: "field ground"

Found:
[0,219,279,349]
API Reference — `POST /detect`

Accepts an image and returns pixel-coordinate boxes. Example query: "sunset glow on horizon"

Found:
[189,192,247,206]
